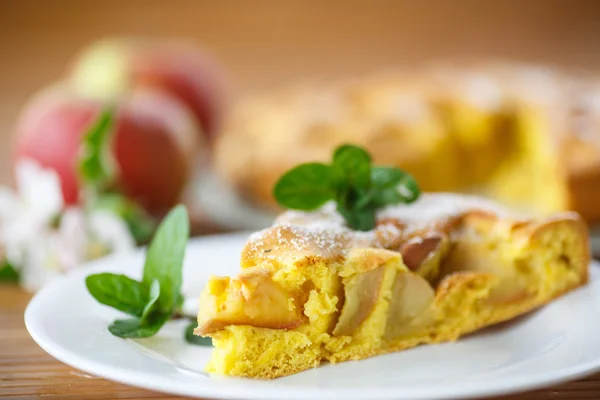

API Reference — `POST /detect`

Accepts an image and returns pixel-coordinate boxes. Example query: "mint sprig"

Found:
[273,144,420,231]
[78,109,155,244]
[78,108,117,193]
[272,163,333,210]
[185,321,213,346]
[85,273,150,317]
[142,205,188,314]
[0,261,19,282]
[86,205,202,341]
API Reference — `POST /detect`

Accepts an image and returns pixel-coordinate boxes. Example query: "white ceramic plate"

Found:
[192,169,274,230]
[26,233,600,400]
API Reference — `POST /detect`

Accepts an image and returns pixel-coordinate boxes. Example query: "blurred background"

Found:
[4,4,600,397]
[3,0,600,289]
[3,0,600,184]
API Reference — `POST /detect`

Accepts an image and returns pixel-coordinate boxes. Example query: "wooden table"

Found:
[0,280,598,400]
[3,1,600,398]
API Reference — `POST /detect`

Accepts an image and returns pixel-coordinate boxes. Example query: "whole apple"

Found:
[69,38,228,141]
[12,85,201,214]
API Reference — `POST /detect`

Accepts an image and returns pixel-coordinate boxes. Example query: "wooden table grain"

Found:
[3,1,600,399]
[0,282,599,400]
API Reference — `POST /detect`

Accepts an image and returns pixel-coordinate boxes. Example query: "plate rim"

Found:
[24,233,600,400]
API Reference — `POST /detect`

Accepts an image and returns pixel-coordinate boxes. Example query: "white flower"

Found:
[15,159,64,221]
[88,209,136,254]
[18,209,87,292]
[54,208,90,272]
[0,159,136,292]
[19,233,63,292]
[0,159,64,271]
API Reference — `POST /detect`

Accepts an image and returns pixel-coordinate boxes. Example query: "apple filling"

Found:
[197,218,582,338]
[384,272,435,341]
[196,212,587,379]
[196,267,305,334]
[399,232,450,281]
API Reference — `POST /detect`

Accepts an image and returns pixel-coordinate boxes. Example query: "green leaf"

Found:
[175,292,185,313]
[336,185,369,210]
[108,313,169,338]
[371,166,406,190]
[273,163,334,210]
[370,188,403,207]
[396,172,420,203]
[49,212,63,229]
[337,206,376,231]
[86,205,190,341]
[0,261,19,282]
[331,144,372,190]
[333,144,372,164]
[140,279,161,323]
[93,193,155,244]
[271,143,420,233]
[86,273,148,317]
[78,108,117,192]
[370,167,421,207]
[352,186,378,210]
[184,321,213,346]
[142,205,189,314]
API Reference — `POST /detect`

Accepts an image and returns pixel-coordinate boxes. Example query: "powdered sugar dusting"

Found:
[245,220,349,264]
[464,73,503,111]
[274,202,346,231]
[244,193,514,264]
[377,193,511,233]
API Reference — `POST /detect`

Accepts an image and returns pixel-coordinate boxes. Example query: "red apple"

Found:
[12,84,201,214]
[68,38,228,141]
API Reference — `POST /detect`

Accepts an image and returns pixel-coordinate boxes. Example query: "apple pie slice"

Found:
[195,193,589,379]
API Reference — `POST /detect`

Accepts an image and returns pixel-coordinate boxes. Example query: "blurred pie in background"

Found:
[214,62,600,225]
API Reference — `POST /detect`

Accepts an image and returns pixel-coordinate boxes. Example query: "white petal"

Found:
[88,210,135,253]
[15,159,64,221]
[2,216,46,269]
[58,208,89,264]
[18,233,62,292]
[0,187,22,221]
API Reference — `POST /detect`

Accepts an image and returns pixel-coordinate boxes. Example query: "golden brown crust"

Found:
[331,264,588,365]
[215,64,600,223]
[199,194,590,379]
[565,164,600,226]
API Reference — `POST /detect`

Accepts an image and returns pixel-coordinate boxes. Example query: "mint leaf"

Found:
[332,144,371,190]
[175,292,185,314]
[369,167,420,207]
[142,205,189,314]
[140,279,161,322]
[185,321,213,346]
[333,144,372,164]
[86,273,148,317]
[370,188,403,207]
[371,166,406,190]
[337,184,372,210]
[395,172,420,203]
[78,108,117,192]
[337,206,376,232]
[93,193,155,244]
[109,318,146,337]
[353,185,380,210]
[108,313,169,338]
[0,261,19,282]
[272,144,421,231]
[273,163,333,210]
[86,204,191,342]
[78,107,155,246]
